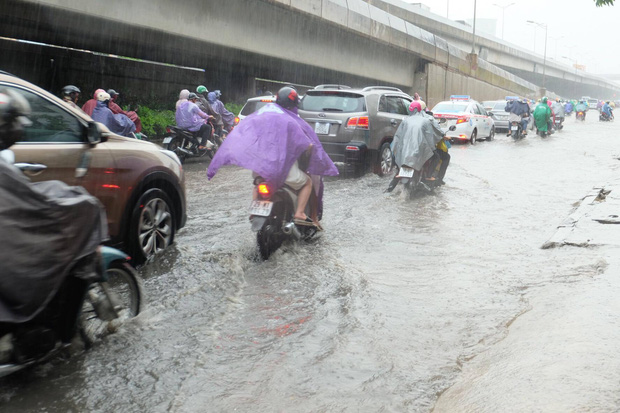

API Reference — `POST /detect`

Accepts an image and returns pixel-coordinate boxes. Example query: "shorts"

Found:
[285,161,309,190]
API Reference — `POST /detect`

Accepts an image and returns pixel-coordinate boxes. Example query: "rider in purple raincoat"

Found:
[207,86,338,226]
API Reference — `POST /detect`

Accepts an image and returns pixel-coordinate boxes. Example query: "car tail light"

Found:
[346,146,359,151]
[346,116,369,129]
[258,183,271,197]
[234,116,240,125]
[456,117,468,124]
[459,134,468,139]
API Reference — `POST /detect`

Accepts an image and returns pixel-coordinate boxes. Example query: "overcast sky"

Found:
[401,0,619,74]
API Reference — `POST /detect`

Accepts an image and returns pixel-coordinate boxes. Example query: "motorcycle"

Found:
[389,126,455,198]
[599,112,614,122]
[510,120,526,140]
[0,246,142,377]
[576,111,586,121]
[163,125,223,164]
[553,116,565,131]
[249,176,321,260]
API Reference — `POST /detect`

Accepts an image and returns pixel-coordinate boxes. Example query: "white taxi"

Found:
[431,95,495,144]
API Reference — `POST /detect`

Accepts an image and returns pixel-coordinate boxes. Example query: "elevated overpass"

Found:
[369,0,619,99]
[2,0,618,106]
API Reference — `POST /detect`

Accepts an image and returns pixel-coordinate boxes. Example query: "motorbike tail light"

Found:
[456,117,467,124]
[258,183,271,197]
[166,127,171,133]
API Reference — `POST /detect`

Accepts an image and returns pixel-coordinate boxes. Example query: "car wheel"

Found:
[129,188,175,264]
[470,129,477,145]
[374,142,394,176]
[488,126,495,141]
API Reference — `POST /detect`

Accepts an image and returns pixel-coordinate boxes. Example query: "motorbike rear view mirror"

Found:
[86,121,102,145]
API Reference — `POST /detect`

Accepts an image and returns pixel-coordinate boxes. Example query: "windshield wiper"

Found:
[322,107,343,112]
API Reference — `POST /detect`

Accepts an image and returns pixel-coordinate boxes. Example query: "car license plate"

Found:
[249,200,273,217]
[511,126,519,131]
[162,137,172,144]
[398,167,414,178]
[314,122,330,135]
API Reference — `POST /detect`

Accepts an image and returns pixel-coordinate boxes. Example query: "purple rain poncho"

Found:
[92,101,136,137]
[176,101,209,132]
[207,103,338,189]
[207,92,235,128]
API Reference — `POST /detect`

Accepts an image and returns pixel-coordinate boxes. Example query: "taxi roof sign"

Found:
[450,95,470,101]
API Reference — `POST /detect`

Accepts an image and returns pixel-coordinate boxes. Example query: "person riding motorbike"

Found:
[575,100,588,120]
[551,98,565,129]
[176,89,190,110]
[386,101,445,192]
[0,88,107,363]
[533,97,552,136]
[91,91,136,137]
[106,89,143,133]
[175,92,214,150]
[601,101,614,120]
[212,90,235,132]
[564,100,574,116]
[60,85,81,110]
[505,97,530,137]
[207,86,338,228]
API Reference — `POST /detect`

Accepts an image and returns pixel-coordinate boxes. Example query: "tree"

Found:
[595,0,614,5]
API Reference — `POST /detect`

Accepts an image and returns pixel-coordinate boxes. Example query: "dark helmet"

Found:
[107,89,119,98]
[61,85,80,97]
[188,92,198,100]
[0,89,32,150]
[276,86,299,109]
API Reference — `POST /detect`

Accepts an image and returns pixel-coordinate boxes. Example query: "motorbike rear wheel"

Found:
[79,262,142,347]
[166,137,186,164]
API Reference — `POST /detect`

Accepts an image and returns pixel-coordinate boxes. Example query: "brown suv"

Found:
[298,85,413,176]
[1,72,186,264]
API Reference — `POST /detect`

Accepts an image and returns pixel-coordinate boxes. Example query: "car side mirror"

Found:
[449,125,456,131]
[86,121,102,145]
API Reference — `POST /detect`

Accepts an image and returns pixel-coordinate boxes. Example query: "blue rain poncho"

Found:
[92,101,136,137]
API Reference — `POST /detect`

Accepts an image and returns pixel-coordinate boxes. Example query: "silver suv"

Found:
[298,85,413,176]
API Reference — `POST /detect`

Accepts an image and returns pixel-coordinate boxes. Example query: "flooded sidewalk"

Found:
[434,180,620,412]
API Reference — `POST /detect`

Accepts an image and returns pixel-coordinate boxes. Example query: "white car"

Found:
[431,95,495,144]
[237,95,276,124]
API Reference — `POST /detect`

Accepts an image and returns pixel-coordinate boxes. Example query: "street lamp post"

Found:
[528,20,548,92]
[493,2,515,40]
[472,0,477,54]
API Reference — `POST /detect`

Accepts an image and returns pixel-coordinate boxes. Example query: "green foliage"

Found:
[225,102,244,116]
[137,106,175,138]
[595,0,614,5]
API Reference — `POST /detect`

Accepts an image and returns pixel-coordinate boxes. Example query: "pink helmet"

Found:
[409,101,422,113]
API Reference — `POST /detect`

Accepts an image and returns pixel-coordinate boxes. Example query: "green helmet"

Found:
[196,85,208,94]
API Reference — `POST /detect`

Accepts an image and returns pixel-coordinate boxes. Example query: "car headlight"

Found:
[160,149,182,165]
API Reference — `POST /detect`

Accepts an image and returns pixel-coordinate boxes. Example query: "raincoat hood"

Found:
[390,113,444,171]
[207,103,338,188]
[207,92,217,104]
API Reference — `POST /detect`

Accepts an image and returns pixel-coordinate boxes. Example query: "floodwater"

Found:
[2,114,620,412]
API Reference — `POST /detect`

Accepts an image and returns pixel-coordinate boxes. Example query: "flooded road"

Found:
[2,114,620,412]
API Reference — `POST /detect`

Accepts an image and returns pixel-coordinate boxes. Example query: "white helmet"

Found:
[96,91,111,102]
